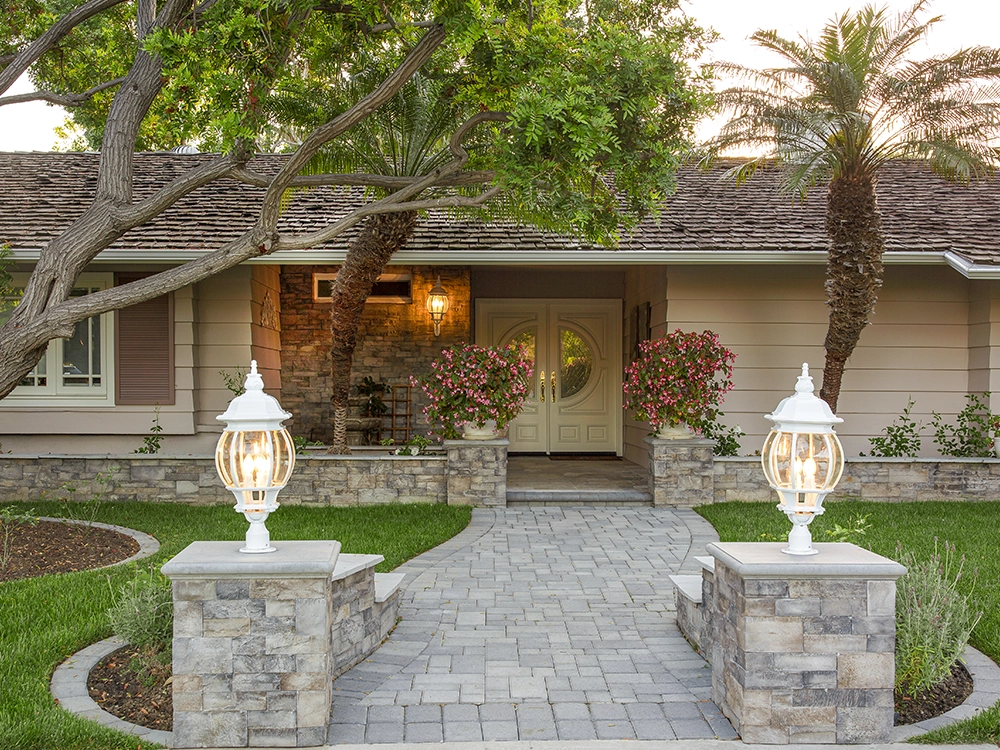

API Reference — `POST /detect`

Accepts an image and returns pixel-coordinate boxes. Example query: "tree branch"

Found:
[275,186,502,251]
[122,152,249,229]
[229,166,496,189]
[0,77,126,108]
[0,0,132,96]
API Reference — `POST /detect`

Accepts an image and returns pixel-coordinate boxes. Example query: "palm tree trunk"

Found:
[820,173,884,412]
[328,211,418,454]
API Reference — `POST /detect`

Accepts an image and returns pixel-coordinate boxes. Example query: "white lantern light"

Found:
[762,364,845,555]
[425,276,450,337]
[215,361,296,553]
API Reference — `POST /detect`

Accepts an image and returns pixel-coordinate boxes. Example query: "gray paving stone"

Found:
[556,719,599,740]
[326,507,733,743]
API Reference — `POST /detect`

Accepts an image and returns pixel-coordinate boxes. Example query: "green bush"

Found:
[895,541,981,697]
[107,567,173,653]
[864,398,922,457]
[696,412,745,457]
[931,393,1000,458]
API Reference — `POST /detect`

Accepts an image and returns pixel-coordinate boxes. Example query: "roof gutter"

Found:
[6,247,998,277]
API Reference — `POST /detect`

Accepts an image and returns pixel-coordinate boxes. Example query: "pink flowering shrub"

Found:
[623,330,736,431]
[414,343,534,439]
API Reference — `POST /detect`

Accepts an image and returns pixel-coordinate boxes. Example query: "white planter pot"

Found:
[655,422,694,439]
[461,420,498,440]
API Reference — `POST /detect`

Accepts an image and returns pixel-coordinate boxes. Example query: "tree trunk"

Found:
[820,173,884,412]
[328,211,418,454]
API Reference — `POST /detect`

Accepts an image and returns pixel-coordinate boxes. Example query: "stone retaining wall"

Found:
[714,456,1000,503]
[0,454,447,506]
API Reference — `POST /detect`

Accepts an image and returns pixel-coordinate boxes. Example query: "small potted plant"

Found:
[414,343,533,439]
[623,329,736,438]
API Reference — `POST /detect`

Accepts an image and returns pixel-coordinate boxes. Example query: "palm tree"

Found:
[705,1,1000,410]
[299,74,479,453]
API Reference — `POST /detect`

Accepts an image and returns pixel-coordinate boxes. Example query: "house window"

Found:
[313,272,412,304]
[1,273,114,405]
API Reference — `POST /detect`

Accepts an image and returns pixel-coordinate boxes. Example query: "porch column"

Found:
[163,540,340,748]
[704,542,905,744]
[645,436,715,506]
[445,438,508,506]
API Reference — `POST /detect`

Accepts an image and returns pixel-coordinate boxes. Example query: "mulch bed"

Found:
[1,518,139,582]
[87,645,173,731]
[895,660,974,725]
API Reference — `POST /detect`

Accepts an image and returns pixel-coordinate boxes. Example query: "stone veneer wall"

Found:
[0,455,446,505]
[704,543,904,745]
[646,437,715,506]
[279,265,472,444]
[714,456,1000,502]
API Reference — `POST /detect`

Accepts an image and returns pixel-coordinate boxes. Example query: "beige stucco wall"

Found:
[624,264,975,462]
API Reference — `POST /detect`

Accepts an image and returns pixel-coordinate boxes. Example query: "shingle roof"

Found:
[1,152,998,263]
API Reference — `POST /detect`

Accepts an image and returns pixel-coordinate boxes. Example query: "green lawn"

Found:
[0,500,471,750]
[697,499,1000,745]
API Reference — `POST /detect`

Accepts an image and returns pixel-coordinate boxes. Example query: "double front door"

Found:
[476,299,621,453]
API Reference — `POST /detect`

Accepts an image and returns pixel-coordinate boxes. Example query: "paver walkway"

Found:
[327,507,736,744]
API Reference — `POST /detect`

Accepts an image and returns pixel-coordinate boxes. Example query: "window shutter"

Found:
[115,273,174,405]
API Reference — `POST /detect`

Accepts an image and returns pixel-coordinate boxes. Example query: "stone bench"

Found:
[669,556,714,650]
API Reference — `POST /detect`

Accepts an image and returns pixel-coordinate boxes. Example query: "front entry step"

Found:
[506,489,653,506]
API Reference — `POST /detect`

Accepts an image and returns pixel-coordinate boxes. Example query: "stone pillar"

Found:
[705,542,906,744]
[445,438,508,506]
[162,540,341,748]
[645,436,715,506]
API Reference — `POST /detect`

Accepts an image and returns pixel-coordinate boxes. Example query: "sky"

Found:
[1,0,999,151]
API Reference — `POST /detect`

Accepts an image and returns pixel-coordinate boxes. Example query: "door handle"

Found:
[551,371,556,402]
[540,371,545,402]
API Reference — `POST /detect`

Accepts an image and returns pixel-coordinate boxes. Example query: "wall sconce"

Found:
[215,361,296,553]
[761,364,845,555]
[425,276,450,337]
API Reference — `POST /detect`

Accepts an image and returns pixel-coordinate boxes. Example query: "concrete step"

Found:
[506,489,653,506]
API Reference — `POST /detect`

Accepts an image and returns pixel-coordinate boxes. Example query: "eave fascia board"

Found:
[7,247,995,277]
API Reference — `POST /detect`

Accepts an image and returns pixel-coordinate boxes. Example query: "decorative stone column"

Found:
[704,542,906,745]
[162,540,340,748]
[645,436,715,506]
[445,438,508,506]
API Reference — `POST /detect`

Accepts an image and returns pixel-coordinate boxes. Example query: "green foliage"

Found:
[0,506,37,574]
[292,435,324,454]
[706,2,1000,193]
[696,413,745,457]
[0,245,16,316]
[357,377,388,418]
[220,366,248,397]
[931,393,1000,458]
[133,406,163,455]
[14,0,713,245]
[0,500,470,749]
[864,398,922,458]
[895,541,981,698]
[823,512,871,544]
[106,567,173,654]
[394,434,433,455]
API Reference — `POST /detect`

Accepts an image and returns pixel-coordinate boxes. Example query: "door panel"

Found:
[476,299,621,453]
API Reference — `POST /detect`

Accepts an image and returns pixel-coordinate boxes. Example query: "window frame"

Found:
[312,271,413,304]
[1,272,116,406]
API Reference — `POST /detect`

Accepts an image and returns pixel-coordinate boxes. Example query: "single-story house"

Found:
[1,151,999,462]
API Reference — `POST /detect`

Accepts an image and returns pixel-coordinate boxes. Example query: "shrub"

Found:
[895,541,981,697]
[696,413,745,456]
[864,398,922,457]
[623,329,735,431]
[931,393,1000,458]
[107,567,173,653]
